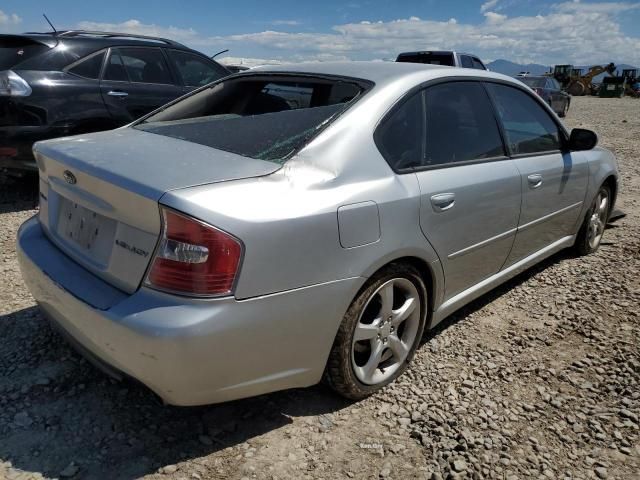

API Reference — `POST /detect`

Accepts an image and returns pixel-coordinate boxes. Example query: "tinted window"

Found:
[375,92,424,170]
[0,40,49,69]
[135,75,367,163]
[167,50,226,87]
[460,55,474,68]
[471,57,485,70]
[119,48,173,85]
[104,51,128,81]
[424,82,505,166]
[68,51,105,79]
[396,52,455,66]
[520,77,546,89]
[487,83,561,155]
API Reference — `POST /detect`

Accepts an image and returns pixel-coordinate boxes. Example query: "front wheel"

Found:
[324,264,426,400]
[574,184,611,256]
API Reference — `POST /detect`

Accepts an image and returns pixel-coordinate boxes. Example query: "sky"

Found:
[1,0,639,66]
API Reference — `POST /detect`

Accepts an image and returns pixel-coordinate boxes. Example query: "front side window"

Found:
[135,75,368,163]
[167,50,226,87]
[68,51,105,79]
[487,83,562,155]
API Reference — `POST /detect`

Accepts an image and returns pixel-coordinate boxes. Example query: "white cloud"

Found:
[76,2,640,66]
[0,10,22,29]
[484,11,508,24]
[481,0,500,13]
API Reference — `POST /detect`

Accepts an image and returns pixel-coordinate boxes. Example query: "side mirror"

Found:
[567,128,598,151]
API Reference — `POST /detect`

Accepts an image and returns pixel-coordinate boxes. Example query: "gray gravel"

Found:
[1,96,638,479]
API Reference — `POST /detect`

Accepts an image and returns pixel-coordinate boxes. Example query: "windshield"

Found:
[396,53,455,66]
[519,77,546,88]
[136,75,369,164]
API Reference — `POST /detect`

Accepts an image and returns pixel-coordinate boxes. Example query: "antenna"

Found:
[43,14,57,34]
[211,49,229,59]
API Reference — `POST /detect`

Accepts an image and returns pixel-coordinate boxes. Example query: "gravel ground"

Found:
[0,96,638,480]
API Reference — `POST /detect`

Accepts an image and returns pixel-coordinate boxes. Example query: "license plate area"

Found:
[56,198,117,266]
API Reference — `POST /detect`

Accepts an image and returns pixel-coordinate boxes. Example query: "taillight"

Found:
[0,70,32,97]
[145,208,243,296]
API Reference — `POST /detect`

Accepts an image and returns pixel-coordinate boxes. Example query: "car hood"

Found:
[34,127,282,201]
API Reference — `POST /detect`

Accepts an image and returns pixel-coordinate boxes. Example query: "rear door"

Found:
[485,82,589,266]
[99,47,183,124]
[376,81,521,300]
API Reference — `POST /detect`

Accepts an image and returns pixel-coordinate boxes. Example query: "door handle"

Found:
[430,193,456,212]
[107,90,128,98]
[528,174,543,189]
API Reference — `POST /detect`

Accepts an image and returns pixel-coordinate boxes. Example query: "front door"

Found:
[486,83,589,266]
[100,47,183,124]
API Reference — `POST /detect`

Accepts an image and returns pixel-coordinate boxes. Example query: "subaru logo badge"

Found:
[63,170,77,185]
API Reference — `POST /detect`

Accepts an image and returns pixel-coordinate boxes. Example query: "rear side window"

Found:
[375,92,424,170]
[471,57,485,70]
[487,83,561,155]
[0,39,49,70]
[104,51,128,81]
[67,51,105,79]
[376,82,505,170]
[424,82,504,165]
[105,48,174,85]
[167,50,226,87]
[135,75,368,163]
[460,55,474,68]
[396,52,455,66]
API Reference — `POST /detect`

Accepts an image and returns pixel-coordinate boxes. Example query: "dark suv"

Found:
[1,30,229,172]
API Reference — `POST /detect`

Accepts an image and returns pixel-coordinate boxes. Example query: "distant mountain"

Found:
[486,59,551,76]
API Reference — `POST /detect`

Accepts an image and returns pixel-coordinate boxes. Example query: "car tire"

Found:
[559,100,570,118]
[574,184,611,256]
[324,263,427,400]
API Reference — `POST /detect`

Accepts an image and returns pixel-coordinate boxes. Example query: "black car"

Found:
[0,30,229,173]
[516,75,571,117]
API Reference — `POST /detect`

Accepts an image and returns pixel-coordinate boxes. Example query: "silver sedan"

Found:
[18,62,619,405]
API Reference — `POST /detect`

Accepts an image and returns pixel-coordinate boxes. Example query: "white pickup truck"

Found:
[396,50,488,70]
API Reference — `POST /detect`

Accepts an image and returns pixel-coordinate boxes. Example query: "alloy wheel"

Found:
[351,278,421,385]
[587,191,609,250]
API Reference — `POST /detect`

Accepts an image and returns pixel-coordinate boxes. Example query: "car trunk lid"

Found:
[35,128,281,293]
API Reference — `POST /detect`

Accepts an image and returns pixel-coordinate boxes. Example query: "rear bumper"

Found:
[17,216,361,405]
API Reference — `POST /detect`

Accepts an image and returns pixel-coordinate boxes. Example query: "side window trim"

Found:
[64,48,108,80]
[483,80,569,157]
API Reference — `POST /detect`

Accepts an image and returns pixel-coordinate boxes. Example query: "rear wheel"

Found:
[324,264,426,400]
[574,184,611,256]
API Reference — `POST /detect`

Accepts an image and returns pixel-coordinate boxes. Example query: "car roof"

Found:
[17,30,189,49]
[397,50,478,57]
[250,61,512,87]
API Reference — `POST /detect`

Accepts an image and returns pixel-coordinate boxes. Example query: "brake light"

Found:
[145,208,242,296]
[0,70,32,97]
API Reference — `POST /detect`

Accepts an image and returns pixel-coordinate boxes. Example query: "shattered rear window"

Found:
[134,75,370,164]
